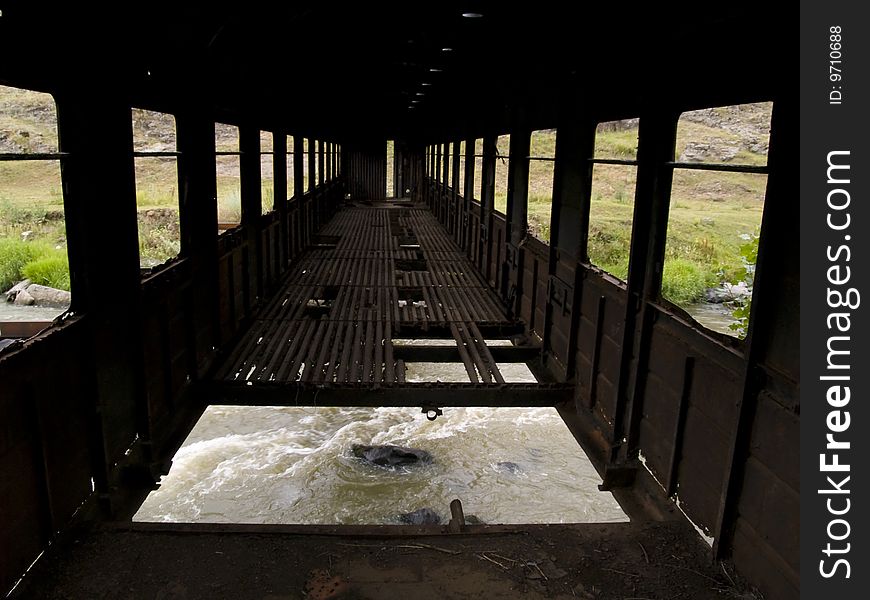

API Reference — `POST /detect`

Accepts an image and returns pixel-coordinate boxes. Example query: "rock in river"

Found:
[26,284,71,308]
[495,461,522,474]
[352,444,433,468]
[398,508,442,525]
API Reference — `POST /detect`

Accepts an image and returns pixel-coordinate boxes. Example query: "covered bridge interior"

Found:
[0,2,796,599]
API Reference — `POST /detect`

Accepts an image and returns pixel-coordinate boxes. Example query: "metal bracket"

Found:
[597,463,638,491]
[422,406,443,421]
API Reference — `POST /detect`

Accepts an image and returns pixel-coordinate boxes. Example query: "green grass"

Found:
[21,253,70,290]
[595,127,638,159]
[661,258,708,305]
[0,238,45,292]
[0,238,70,292]
[0,166,70,291]
[2,85,317,283]
[2,97,767,320]
[518,126,766,310]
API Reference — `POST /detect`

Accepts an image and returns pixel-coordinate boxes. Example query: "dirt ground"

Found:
[12,521,760,600]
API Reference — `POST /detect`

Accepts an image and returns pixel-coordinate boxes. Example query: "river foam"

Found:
[135,405,629,525]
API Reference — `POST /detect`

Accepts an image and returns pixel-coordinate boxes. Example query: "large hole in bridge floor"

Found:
[134,403,628,526]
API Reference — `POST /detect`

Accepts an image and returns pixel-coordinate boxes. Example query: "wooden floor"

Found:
[214,204,529,388]
[13,521,748,600]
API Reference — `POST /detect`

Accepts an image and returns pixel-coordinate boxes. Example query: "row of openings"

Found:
[425,102,772,340]
[214,124,341,235]
[0,82,343,313]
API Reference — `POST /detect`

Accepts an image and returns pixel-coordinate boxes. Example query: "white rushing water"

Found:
[134,402,629,525]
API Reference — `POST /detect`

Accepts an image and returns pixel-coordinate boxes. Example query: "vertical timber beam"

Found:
[318,139,325,187]
[395,141,402,198]
[307,137,315,192]
[503,128,531,310]
[273,133,288,269]
[307,137,316,241]
[444,142,452,225]
[462,138,475,251]
[293,134,305,255]
[542,118,596,380]
[713,99,795,558]
[479,135,497,276]
[176,109,220,379]
[442,142,450,188]
[239,125,263,304]
[57,86,149,502]
[616,109,680,465]
[451,139,462,239]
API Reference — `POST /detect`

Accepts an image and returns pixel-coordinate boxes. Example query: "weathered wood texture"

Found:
[423,97,797,600]
[0,321,95,595]
[0,89,343,593]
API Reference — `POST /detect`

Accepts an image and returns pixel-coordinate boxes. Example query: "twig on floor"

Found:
[395,543,461,555]
[488,553,518,564]
[528,562,548,581]
[637,542,649,564]
[477,553,511,570]
[602,568,640,578]
[334,542,459,555]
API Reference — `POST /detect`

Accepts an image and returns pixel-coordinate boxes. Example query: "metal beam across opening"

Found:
[209,202,567,407]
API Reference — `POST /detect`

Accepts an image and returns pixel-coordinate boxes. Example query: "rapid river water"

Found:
[134,403,628,525]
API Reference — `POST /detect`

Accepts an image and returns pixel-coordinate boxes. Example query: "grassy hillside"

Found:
[0,89,310,282]
[1,82,771,333]
[485,104,770,321]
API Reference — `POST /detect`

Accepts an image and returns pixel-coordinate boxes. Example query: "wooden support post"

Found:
[307,137,315,192]
[395,141,403,197]
[503,128,530,304]
[615,109,679,464]
[451,139,461,238]
[713,99,796,558]
[57,88,149,497]
[442,143,450,189]
[176,111,220,378]
[446,141,451,194]
[431,144,437,181]
[318,139,325,187]
[239,126,263,304]
[307,137,316,240]
[435,143,441,183]
[429,144,436,186]
[462,138,475,251]
[449,499,466,533]
[479,135,497,276]
[293,134,305,254]
[542,118,595,379]
[273,133,288,269]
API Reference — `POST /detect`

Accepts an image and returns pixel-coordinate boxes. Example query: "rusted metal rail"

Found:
[212,205,539,390]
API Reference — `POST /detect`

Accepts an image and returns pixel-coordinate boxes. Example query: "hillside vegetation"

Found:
[485,103,771,328]
[1,83,770,336]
